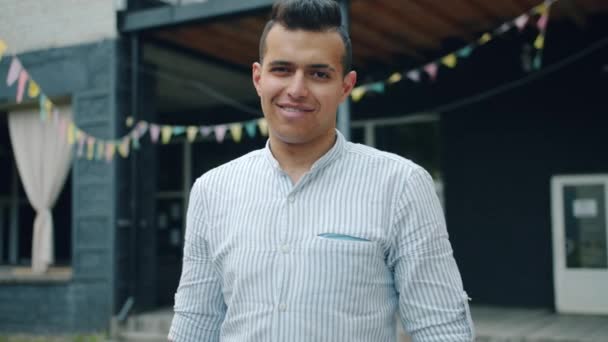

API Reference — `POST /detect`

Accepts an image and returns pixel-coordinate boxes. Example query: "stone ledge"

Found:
[0,266,72,284]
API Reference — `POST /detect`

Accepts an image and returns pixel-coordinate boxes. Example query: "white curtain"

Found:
[8,107,73,273]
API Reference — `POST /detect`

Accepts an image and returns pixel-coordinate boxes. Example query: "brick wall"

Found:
[0,0,117,54]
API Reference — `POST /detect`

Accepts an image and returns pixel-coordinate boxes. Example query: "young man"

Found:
[169,0,474,341]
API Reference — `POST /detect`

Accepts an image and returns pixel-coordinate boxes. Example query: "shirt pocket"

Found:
[295,235,393,315]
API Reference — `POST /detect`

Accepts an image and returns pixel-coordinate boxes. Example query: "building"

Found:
[0,0,607,335]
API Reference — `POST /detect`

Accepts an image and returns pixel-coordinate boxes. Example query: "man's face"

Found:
[252,24,357,146]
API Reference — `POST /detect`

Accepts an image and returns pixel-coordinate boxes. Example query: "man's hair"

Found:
[258,0,352,75]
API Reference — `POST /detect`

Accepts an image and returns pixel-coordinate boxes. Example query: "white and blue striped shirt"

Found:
[169,131,474,342]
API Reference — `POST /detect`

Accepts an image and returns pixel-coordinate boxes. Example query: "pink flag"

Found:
[406,70,421,82]
[515,14,528,31]
[537,13,549,31]
[6,57,22,86]
[424,63,438,81]
[149,124,160,143]
[214,125,227,143]
[16,70,28,103]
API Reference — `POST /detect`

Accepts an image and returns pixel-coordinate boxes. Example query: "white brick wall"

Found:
[0,0,117,54]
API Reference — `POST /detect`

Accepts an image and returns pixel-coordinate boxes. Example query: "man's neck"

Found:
[269,131,337,184]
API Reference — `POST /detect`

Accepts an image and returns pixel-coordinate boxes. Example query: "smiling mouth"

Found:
[276,104,314,117]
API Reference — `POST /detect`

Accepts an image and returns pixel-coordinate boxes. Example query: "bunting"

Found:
[1,37,270,162]
[349,0,555,102]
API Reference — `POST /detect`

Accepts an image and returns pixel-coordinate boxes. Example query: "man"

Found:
[169,0,474,341]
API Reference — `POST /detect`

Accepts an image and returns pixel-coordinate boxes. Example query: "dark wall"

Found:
[0,40,123,333]
[441,18,608,308]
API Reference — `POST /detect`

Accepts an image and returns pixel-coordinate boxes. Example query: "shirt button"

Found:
[288,196,295,203]
[280,244,290,254]
[278,303,287,312]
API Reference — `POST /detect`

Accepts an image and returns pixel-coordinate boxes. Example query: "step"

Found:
[118,331,168,342]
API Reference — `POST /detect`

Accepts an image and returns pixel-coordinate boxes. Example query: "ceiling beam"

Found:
[119,0,274,33]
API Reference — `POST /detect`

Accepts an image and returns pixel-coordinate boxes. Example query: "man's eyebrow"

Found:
[268,60,293,67]
[308,64,336,72]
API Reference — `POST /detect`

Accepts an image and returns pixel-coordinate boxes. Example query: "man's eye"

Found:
[311,71,330,79]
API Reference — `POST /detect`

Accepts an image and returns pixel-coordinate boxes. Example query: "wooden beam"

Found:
[119,0,274,33]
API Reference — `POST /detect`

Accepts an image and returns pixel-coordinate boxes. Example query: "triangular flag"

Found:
[68,123,76,145]
[186,126,198,143]
[172,126,186,135]
[244,121,258,138]
[86,136,96,160]
[533,2,548,15]
[96,141,105,160]
[125,116,134,128]
[131,129,140,150]
[137,121,148,136]
[424,63,438,81]
[257,118,268,136]
[457,45,473,58]
[44,98,53,118]
[77,132,86,157]
[533,54,542,70]
[28,80,40,98]
[534,34,545,50]
[496,23,511,34]
[16,70,28,103]
[478,33,492,45]
[406,70,421,82]
[0,40,7,61]
[350,86,366,102]
[150,124,160,143]
[441,54,458,68]
[39,94,48,121]
[161,125,173,144]
[387,72,402,84]
[214,125,228,143]
[229,123,243,143]
[515,14,528,31]
[200,126,212,137]
[118,137,131,158]
[6,57,22,86]
[368,82,385,93]
[105,142,116,162]
[537,13,549,31]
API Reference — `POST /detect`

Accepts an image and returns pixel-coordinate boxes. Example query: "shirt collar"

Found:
[263,129,346,174]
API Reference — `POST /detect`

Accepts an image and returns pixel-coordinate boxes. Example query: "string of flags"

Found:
[349,0,555,102]
[0,0,555,162]
[1,39,269,163]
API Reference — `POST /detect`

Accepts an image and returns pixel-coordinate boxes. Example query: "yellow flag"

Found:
[441,54,458,68]
[44,98,53,115]
[161,125,173,144]
[0,40,7,61]
[67,123,76,145]
[534,34,545,50]
[96,141,105,160]
[229,123,243,143]
[28,80,40,98]
[350,86,366,102]
[387,72,402,84]
[118,138,130,158]
[106,142,116,161]
[257,118,268,136]
[86,138,95,160]
[478,33,492,45]
[186,126,198,143]
[533,2,548,15]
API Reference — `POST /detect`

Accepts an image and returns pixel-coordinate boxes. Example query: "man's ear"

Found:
[340,70,357,103]
[252,62,262,96]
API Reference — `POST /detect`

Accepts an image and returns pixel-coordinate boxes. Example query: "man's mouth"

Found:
[276,103,315,117]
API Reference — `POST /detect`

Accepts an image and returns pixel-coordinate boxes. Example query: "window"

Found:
[0,113,71,268]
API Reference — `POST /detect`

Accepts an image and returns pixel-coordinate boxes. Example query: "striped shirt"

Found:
[169,130,474,342]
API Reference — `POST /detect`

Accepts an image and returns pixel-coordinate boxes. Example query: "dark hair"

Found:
[259,0,352,75]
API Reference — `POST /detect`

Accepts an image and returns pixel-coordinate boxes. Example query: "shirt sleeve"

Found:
[388,166,474,342]
[169,178,226,342]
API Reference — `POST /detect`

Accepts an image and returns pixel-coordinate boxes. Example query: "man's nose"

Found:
[287,71,309,99]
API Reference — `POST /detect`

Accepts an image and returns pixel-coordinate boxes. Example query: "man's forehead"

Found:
[264,25,344,69]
